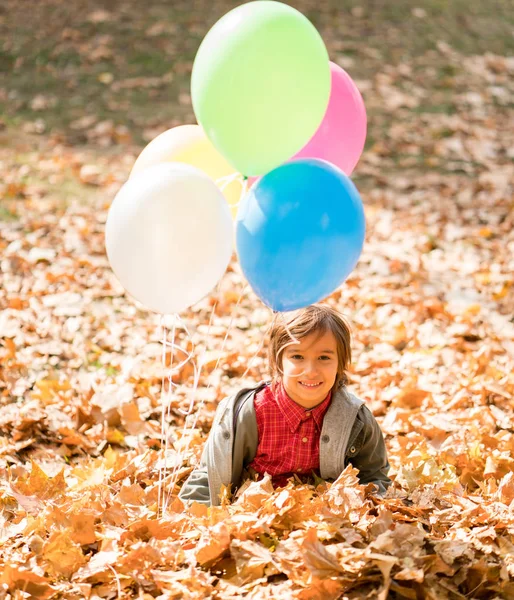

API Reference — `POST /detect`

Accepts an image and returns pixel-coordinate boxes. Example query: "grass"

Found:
[0,0,512,205]
[2,0,513,145]
[0,204,19,222]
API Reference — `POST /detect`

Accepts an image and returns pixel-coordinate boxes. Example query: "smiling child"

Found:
[179,304,391,506]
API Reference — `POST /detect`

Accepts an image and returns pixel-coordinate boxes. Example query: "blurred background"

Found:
[1,0,513,209]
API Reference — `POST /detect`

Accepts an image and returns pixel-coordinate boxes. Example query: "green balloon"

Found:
[191,1,330,177]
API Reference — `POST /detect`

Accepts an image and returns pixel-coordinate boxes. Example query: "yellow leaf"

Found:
[0,565,56,599]
[464,304,481,316]
[195,522,231,565]
[43,530,86,577]
[493,282,511,300]
[478,227,493,238]
[98,72,114,84]
[393,388,430,409]
[32,379,71,404]
[69,513,97,545]
[106,428,126,445]
[16,462,66,500]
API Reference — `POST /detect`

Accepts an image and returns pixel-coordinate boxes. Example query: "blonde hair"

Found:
[268,304,352,390]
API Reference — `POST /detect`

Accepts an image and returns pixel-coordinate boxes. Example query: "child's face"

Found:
[281,329,339,409]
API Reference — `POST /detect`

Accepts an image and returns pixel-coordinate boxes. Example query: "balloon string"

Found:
[162,306,216,512]
[157,316,168,517]
[157,305,297,513]
[237,307,274,382]
[157,316,197,516]
[216,172,244,192]
[160,306,212,513]
[163,285,248,513]
[169,304,272,510]
[188,284,248,431]
[215,172,249,210]
[161,318,176,512]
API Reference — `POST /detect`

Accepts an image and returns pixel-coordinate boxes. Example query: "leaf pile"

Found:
[1,20,514,600]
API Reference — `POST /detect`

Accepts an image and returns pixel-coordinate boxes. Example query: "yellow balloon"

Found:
[130,125,244,218]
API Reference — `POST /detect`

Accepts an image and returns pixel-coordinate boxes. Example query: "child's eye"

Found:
[290,354,303,360]
[319,355,332,361]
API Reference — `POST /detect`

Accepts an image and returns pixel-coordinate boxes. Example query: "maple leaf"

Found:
[370,523,426,559]
[497,472,514,505]
[230,538,278,583]
[296,578,345,600]
[42,529,87,577]
[8,486,44,515]
[234,474,274,509]
[118,541,162,574]
[72,550,120,583]
[0,565,56,599]
[151,565,216,596]
[301,528,349,578]
[68,512,97,545]
[195,521,231,566]
[323,465,369,521]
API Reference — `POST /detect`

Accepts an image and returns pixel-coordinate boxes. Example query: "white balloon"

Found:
[105,163,233,314]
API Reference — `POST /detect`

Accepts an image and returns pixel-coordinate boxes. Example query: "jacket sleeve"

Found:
[350,406,391,495]
[178,395,232,506]
[178,444,211,506]
[231,393,258,489]
[178,385,262,507]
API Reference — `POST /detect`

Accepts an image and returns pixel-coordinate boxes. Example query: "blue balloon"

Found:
[236,159,365,312]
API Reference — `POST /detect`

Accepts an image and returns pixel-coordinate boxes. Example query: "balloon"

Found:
[106,163,233,314]
[247,62,367,187]
[130,125,243,218]
[294,62,367,176]
[236,159,365,312]
[192,1,330,177]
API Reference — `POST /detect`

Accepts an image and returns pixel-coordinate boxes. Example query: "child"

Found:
[179,304,391,506]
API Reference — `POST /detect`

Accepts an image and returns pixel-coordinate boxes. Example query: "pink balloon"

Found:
[247,62,366,188]
[295,61,366,175]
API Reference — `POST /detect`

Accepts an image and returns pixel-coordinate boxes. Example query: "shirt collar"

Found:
[275,383,332,433]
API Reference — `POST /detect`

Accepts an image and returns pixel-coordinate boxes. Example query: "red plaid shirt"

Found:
[248,384,332,487]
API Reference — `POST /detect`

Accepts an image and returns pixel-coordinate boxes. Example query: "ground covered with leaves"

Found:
[1,1,514,599]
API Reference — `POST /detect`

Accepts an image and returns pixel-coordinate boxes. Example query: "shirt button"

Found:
[222,431,230,440]
[321,435,330,443]
[302,437,308,443]
[350,446,356,453]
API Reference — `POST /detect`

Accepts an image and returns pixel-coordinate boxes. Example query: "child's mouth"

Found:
[299,382,322,388]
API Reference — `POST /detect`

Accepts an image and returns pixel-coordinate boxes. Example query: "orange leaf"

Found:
[43,530,87,577]
[0,565,56,599]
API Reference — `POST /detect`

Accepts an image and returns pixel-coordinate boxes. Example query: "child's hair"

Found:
[267,303,352,390]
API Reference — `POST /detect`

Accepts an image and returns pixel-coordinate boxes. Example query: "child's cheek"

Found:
[283,362,301,377]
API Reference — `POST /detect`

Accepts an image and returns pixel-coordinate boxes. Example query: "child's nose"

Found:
[304,360,319,377]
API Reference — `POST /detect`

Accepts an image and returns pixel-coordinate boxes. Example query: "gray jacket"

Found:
[179,383,391,506]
